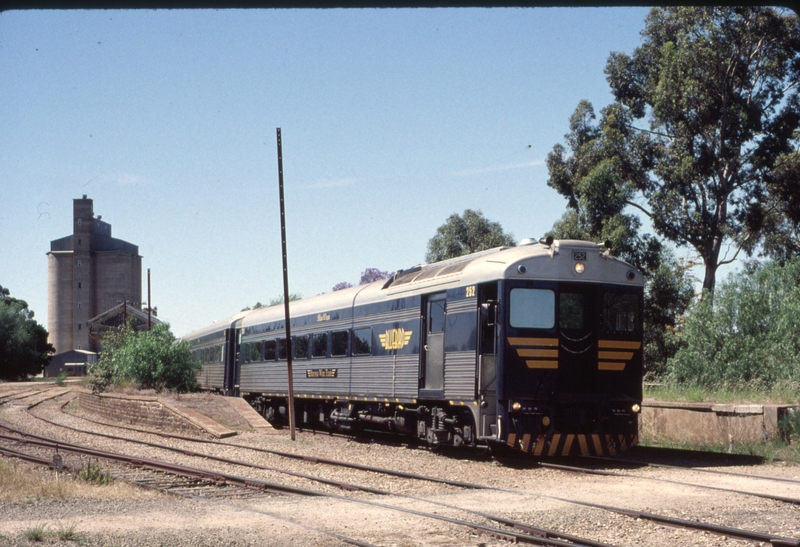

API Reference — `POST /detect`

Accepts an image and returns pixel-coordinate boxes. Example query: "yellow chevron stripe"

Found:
[561,434,575,456]
[522,433,532,453]
[526,360,559,369]
[507,433,517,448]
[598,340,641,350]
[534,435,546,456]
[598,362,626,371]
[578,435,589,455]
[592,434,603,455]
[599,351,634,360]
[517,349,559,358]
[508,337,559,347]
[548,434,561,456]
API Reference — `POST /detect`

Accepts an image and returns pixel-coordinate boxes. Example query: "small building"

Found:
[44,349,97,377]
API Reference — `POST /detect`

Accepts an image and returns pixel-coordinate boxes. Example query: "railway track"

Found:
[3,386,800,547]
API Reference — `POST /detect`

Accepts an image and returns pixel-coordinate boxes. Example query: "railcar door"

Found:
[420,293,446,397]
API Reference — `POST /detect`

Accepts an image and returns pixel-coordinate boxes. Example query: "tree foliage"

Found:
[546,102,694,377]
[668,259,800,389]
[426,209,515,263]
[332,268,394,291]
[267,294,302,307]
[89,320,199,393]
[0,285,53,381]
[555,7,800,294]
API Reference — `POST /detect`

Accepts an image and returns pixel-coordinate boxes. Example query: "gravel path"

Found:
[1,385,799,547]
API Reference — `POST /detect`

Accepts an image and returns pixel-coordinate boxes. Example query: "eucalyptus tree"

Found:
[552,7,800,294]
[425,209,515,263]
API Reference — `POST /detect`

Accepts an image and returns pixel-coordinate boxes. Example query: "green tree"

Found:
[268,293,302,307]
[669,259,800,389]
[547,102,694,378]
[426,209,515,263]
[598,6,800,293]
[89,320,199,393]
[0,285,53,380]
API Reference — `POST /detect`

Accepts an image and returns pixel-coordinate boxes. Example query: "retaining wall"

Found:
[78,392,234,438]
[641,400,793,446]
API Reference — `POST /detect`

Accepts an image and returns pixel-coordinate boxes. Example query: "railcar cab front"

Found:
[494,240,644,456]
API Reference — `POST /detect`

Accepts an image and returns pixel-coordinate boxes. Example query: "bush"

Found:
[668,259,800,389]
[89,320,200,393]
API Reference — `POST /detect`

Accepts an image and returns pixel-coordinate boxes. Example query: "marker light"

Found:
[631,404,641,413]
[574,262,586,274]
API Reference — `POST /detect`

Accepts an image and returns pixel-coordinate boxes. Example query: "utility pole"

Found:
[147,268,151,331]
[276,128,296,441]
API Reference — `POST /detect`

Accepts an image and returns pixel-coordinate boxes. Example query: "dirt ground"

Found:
[1,385,799,547]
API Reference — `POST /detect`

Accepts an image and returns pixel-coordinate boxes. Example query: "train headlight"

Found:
[511,402,522,411]
[631,404,641,413]
[574,262,585,274]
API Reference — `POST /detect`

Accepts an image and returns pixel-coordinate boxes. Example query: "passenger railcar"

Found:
[183,238,644,456]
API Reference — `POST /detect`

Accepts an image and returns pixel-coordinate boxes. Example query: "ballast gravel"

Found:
[1,385,799,547]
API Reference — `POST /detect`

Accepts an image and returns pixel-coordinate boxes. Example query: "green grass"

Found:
[20,523,85,543]
[642,381,800,463]
[644,381,800,404]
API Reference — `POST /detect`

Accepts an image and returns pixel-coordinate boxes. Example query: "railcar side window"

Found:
[293,335,309,359]
[559,293,584,330]
[331,330,349,356]
[264,340,276,360]
[352,327,372,355]
[429,300,445,333]
[250,341,262,362]
[277,338,288,360]
[603,293,640,333]
[312,333,328,358]
[510,288,555,329]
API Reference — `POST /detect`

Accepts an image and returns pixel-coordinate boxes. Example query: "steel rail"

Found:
[33,394,800,546]
[538,461,800,505]
[559,498,800,547]
[0,425,606,547]
[18,391,800,547]
[39,402,616,547]
[582,454,800,486]
[0,440,381,547]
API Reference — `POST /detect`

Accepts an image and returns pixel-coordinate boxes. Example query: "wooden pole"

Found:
[147,268,151,331]
[276,128,296,441]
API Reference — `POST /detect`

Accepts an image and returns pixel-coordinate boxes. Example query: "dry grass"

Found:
[0,459,165,503]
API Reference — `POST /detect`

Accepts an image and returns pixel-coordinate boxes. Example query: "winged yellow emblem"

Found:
[379,328,413,350]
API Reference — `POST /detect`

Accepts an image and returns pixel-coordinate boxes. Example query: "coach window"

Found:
[250,341,262,362]
[216,345,222,362]
[278,338,288,360]
[602,293,640,333]
[264,340,276,360]
[352,327,372,356]
[510,288,555,329]
[331,330,349,357]
[312,333,328,358]
[293,335,309,359]
[429,299,445,334]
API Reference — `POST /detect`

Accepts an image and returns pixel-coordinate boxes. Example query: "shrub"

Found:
[668,259,800,389]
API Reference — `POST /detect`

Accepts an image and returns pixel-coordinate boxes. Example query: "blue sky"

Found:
[1,7,659,337]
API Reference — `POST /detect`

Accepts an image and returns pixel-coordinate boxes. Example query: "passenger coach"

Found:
[184,238,644,456]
